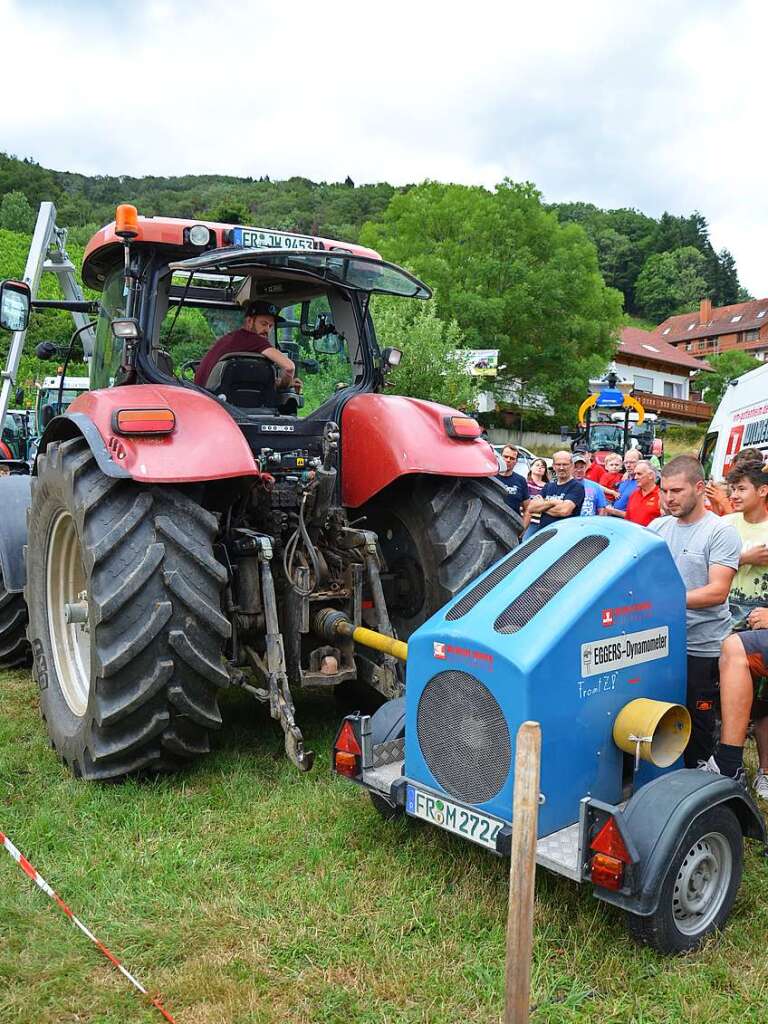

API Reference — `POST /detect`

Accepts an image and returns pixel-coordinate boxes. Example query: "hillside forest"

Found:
[0,152,753,422]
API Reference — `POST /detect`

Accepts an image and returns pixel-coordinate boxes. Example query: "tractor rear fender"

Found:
[592,769,766,916]
[38,385,259,484]
[0,474,32,592]
[340,394,498,508]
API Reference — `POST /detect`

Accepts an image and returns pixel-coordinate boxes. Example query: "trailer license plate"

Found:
[406,785,504,851]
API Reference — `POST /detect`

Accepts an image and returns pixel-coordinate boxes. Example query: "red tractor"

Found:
[0,209,517,780]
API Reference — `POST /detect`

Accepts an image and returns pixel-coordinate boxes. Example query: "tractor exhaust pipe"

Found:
[313,608,408,662]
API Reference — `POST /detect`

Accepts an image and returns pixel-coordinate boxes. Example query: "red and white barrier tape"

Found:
[0,829,178,1023]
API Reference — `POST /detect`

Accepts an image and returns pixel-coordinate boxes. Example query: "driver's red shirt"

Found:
[195,329,271,386]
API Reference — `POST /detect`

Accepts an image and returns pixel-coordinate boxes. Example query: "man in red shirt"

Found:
[625,459,661,526]
[194,301,296,388]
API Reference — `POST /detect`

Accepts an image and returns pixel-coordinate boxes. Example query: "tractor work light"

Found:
[185,224,212,247]
[110,318,141,339]
[112,408,176,436]
[444,415,482,440]
[115,204,139,239]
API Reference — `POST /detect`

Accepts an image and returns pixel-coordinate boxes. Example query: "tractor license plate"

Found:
[405,784,504,852]
[232,227,317,251]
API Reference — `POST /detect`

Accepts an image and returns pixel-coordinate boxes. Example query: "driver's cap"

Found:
[244,300,286,324]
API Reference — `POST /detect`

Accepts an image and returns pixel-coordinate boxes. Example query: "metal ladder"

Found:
[0,202,95,423]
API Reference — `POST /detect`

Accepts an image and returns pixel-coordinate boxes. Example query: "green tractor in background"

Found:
[0,376,90,469]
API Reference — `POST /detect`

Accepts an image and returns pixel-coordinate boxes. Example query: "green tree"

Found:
[362,180,623,420]
[634,246,710,321]
[0,190,35,232]
[373,296,475,409]
[693,350,762,407]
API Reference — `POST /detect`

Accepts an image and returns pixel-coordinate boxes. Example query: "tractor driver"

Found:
[194,301,298,390]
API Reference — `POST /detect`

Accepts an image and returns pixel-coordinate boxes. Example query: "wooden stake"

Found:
[504,721,542,1024]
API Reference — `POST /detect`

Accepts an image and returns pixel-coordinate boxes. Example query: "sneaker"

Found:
[697,756,747,786]
[754,770,768,801]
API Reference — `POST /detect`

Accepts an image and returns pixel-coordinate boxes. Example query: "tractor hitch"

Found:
[238,532,315,772]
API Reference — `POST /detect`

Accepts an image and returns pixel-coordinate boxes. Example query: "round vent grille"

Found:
[416,670,511,804]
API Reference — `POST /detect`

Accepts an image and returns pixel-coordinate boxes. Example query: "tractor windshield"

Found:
[589,424,624,449]
[150,249,430,415]
[149,263,369,417]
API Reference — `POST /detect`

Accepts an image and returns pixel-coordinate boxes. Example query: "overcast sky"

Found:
[2,0,765,295]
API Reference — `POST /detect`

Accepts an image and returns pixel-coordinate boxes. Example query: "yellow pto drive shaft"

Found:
[314,608,408,662]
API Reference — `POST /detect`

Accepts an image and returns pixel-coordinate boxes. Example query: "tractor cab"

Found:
[82,213,428,465]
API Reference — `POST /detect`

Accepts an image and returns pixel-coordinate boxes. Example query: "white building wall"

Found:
[613,360,691,400]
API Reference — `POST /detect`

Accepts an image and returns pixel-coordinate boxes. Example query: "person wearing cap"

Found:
[194,301,296,389]
[572,452,607,516]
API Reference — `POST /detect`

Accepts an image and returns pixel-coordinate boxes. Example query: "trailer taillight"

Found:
[113,408,176,435]
[590,816,631,863]
[333,719,362,778]
[444,415,482,440]
[590,853,624,891]
[589,815,631,891]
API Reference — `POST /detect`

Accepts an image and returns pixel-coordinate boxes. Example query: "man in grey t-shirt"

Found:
[648,456,741,770]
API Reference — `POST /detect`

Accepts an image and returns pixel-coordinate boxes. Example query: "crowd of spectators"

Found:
[493,437,768,797]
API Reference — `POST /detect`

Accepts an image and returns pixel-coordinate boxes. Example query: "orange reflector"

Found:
[590,853,625,891]
[115,204,140,239]
[334,751,358,778]
[590,816,631,863]
[335,720,362,756]
[444,415,482,439]
[113,408,176,435]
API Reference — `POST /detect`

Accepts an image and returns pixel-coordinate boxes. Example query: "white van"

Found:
[701,363,768,480]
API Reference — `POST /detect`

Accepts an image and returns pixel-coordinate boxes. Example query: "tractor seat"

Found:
[203,353,301,414]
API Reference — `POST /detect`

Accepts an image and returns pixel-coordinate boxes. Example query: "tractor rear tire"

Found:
[26,437,231,780]
[0,574,29,667]
[363,476,519,637]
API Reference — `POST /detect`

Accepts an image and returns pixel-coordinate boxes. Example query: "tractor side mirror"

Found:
[560,425,570,440]
[14,387,24,406]
[657,418,668,434]
[35,341,59,360]
[0,280,31,333]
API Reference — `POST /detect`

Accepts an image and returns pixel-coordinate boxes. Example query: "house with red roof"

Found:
[613,325,712,423]
[653,298,768,363]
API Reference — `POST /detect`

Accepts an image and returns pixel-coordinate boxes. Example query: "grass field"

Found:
[2,667,768,1024]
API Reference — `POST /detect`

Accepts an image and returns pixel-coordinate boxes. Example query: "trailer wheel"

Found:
[363,476,519,637]
[626,806,743,954]
[0,573,29,667]
[26,437,230,780]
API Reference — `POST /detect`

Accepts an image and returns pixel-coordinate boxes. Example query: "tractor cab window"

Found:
[153,270,357,417]
[91,269,127,391]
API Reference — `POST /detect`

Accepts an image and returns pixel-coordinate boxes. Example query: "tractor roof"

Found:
[82,215,380,289]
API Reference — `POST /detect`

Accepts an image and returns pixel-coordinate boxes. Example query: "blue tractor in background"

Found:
[333,518,766,954]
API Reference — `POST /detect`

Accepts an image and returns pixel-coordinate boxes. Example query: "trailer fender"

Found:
[340,394,498,507]
[593,769,766,916]
[369,697,405,745]
[39,385,259,484]
[0,474,32,592]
